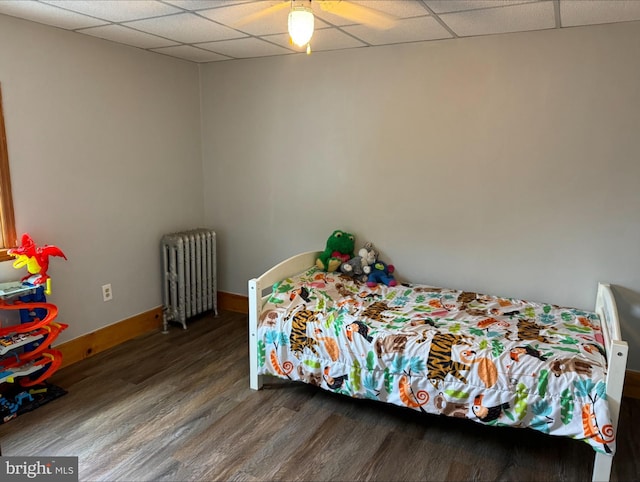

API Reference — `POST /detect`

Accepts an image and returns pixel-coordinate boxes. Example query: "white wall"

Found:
[0,14,203,343]
[200,21,640,370]
[0,13,637,372]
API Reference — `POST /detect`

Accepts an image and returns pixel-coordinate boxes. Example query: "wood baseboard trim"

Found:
[55,306,163,368]
[218,291,248,314]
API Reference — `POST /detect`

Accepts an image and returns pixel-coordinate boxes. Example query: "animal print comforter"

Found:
[256,267,614,454]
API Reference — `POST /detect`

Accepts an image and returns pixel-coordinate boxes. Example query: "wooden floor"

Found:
[1,311,638,481]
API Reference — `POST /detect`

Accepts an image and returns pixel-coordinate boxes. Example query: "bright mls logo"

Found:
[1,457,78,482]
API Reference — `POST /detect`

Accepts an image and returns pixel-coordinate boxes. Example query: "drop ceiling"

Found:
[1,0,639,63]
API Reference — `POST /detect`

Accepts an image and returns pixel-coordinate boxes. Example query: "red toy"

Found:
[7,233,66,294]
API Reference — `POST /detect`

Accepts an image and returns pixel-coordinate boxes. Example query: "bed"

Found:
[248,251,629,482]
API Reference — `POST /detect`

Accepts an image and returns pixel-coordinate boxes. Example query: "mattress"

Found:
[256,267,614,454]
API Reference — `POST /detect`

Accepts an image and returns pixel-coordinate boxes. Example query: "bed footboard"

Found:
[248,251,321,390]
[592,283,629,482]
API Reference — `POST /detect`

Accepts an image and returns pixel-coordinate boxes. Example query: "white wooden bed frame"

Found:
[248,250,629,482]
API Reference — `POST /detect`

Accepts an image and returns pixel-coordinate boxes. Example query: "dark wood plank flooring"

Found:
[1,311,638,481]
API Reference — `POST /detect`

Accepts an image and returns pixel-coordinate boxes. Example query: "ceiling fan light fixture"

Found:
[288,4,314,48]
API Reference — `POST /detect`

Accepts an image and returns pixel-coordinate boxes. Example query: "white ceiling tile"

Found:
[266,26,367,52]
[0,0,107,29]
[441,1,555,37]
[425,0,540,15]
[199,1,288,35]
[313,4,359,26]
[81,24,179,49]
[307,26,367,51]
[152,44,231,62]
[343,15,453,45]
[315,1,429,27]
[560,0,640,27]
[124,12,246,43]
[255,32,296,52]
[165,0,253,11]
[41,0,182,22]
[350,0,430,18]
[305,26,369,51]
[198,36,292,58]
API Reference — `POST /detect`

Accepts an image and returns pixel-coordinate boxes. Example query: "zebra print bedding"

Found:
[256,267,615,454]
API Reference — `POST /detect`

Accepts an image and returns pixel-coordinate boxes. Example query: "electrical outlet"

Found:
[102,283,113,302]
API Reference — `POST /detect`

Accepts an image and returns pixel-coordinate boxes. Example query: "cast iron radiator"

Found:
[161,228,218,331]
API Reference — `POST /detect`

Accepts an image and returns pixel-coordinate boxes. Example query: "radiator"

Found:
[161,229,218,331]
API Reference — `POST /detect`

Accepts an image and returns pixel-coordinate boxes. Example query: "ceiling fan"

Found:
[233,0,397,54]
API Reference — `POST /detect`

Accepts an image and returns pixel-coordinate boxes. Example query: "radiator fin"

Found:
[161,229,217,330]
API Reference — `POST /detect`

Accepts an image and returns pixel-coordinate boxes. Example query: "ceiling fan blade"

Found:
[318,1,396,30]
[232,1,290,29]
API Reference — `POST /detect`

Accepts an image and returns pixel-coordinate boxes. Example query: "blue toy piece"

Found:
[366,261,397,288]
[17,286,48,354]
[19,286,47,324]
[1,389,36,423]
[0,395,19,415]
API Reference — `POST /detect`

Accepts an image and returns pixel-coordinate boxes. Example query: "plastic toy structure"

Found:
[0,234,67,417]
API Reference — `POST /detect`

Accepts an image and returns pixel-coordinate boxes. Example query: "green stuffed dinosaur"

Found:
[315,230,355,272]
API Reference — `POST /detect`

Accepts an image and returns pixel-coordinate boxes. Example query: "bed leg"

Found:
[248,328,263,390]
[248,278,264,390]
[250,373,264,391]
[592,453,613,482]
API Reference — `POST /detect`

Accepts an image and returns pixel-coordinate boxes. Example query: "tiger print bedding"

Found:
[256,267,615,454]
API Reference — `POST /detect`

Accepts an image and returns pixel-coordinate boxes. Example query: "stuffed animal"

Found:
[366,260,397,287]
[340,242,377,283]
[316,230,355,272]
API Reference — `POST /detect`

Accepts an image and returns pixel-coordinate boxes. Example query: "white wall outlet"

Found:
[102,283,113,302]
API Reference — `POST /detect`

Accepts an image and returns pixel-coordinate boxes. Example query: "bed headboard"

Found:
[251,250,321,294]
[595,283,622,344]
